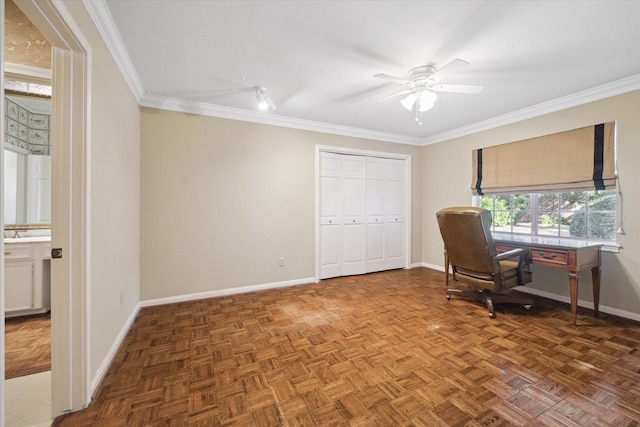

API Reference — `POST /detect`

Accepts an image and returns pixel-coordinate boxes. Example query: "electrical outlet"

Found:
[279,257,285,267]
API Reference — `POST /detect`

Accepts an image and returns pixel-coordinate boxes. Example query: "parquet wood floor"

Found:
[53,268,640,426]
[4,312,51,379]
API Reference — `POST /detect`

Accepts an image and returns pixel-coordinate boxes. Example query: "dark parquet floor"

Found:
[4,311,51,379]
[53,268,640,426]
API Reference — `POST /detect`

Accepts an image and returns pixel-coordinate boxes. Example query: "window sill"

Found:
[600,243,621,253]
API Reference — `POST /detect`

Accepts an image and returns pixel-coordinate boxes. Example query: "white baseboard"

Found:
[515,286,640,322]
[90,303,140,395]
[417,264,640,322]
[140,276,317,308]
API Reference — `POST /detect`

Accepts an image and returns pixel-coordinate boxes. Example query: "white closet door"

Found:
[366,158,386,272]
[341,156,366,276]
[385,159,406,269]
[319,152,408,279]
[320,153,342,278]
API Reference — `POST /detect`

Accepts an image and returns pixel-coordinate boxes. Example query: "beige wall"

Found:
[422,90,640,317]
[62,2,141,382]
[140,109,422,300]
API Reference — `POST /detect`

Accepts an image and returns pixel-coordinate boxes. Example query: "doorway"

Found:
[1,0,89,421]
[3,63,54,426]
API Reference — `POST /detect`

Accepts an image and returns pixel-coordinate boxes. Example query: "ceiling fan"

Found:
[374,59,483,125]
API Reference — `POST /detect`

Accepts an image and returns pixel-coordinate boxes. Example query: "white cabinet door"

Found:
[5,260,35,312]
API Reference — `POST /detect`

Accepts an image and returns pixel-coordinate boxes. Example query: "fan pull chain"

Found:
[414,104,423,125]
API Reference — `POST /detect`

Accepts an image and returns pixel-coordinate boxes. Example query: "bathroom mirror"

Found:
[3,84,52,228]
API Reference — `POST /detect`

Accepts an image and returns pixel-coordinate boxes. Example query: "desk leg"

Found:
[592,267,601,317]
[444,250,449,291]
[569,272,578,326]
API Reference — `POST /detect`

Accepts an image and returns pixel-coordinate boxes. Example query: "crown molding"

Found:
[421,74,640,146]
[140,94,424,146]
[82,0,640,147]
[83,0,144,101]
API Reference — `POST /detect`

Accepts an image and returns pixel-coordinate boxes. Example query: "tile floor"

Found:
[5,371,52,427]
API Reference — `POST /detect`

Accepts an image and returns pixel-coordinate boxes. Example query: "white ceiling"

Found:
[92,1,640,146]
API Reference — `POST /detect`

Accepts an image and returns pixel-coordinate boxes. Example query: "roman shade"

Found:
[472,122,616,195]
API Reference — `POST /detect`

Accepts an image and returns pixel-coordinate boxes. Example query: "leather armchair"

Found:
[436,207,533,318]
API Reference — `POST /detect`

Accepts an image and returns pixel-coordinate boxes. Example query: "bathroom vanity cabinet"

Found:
[4,238,51,317]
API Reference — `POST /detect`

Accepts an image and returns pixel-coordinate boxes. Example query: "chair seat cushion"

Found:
[455,260,520,290]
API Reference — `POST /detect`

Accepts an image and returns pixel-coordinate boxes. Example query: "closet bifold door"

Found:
[320,152,342,279]
[385,159,406,270]
[366,157,386,273]
[340,155,366,276]
[319,152,406,280]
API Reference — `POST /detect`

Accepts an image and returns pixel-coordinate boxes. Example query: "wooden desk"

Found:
[493,233,602,325]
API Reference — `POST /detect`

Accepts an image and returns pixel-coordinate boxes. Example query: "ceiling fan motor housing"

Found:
[408,65,438,86]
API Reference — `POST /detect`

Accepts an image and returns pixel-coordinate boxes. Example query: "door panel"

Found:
[386,221,405,269]
[342,223,366,275]
[367,222,385,272]
[320,224,341,279]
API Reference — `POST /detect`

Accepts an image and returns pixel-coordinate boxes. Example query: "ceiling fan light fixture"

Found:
[418,90,437,112]
[400,93,416,110]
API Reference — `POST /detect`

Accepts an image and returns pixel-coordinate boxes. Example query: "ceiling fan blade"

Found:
[428,59,469,83]
[430,83,484,94]
[373,73,414,88]
[375,88,413,102]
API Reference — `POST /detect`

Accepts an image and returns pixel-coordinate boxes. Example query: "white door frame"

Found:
[1,0,90,420]
[315,145,412,281]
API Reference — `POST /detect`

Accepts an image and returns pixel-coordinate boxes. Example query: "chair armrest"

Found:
[494,247,527,261]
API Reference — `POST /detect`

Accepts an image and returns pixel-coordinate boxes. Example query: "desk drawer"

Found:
[530,248,569,266]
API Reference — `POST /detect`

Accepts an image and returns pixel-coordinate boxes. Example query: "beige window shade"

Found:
[472,122,616,195]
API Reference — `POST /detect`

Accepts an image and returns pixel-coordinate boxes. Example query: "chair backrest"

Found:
[436,207,498,275]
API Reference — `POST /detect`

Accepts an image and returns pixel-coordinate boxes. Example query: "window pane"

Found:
[537,213,559,236]
[493,212,512,233]
[588,190,617,210]
[588,213,616,239]
[513,194,530,210]
[562,212,585,238]
[495,195,511,210]
[513,212,531,234]
[561,192,585,211]
[479,196,494,210]
[538,193,559,211]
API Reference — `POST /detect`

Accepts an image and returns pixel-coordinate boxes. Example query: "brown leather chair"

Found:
[436,207,533,318]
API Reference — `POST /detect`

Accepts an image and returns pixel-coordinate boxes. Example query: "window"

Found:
[478,190,617,243]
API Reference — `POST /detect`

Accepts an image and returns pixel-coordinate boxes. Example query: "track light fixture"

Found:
[256,87,276,112]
